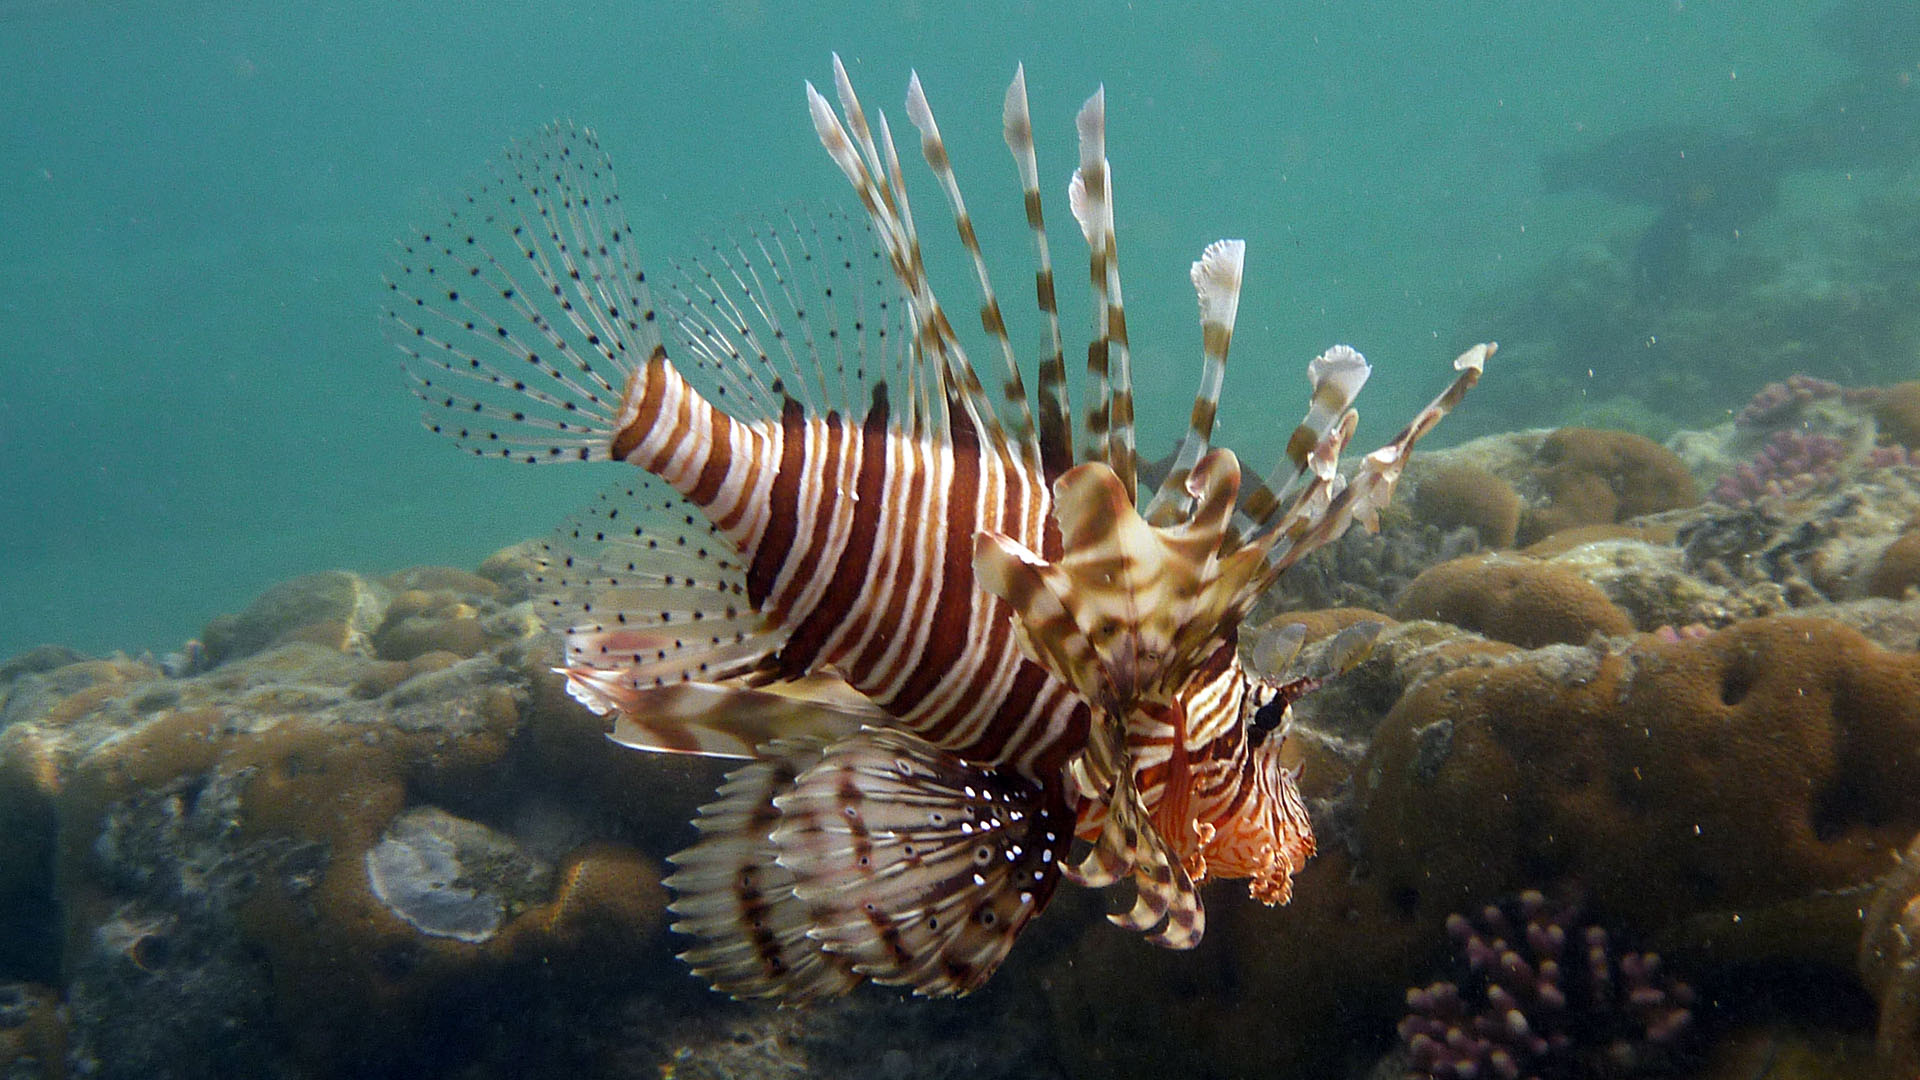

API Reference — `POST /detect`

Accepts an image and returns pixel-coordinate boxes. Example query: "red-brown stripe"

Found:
[610,346,670,462]
[746,397,808,606]
[779,388,891,676]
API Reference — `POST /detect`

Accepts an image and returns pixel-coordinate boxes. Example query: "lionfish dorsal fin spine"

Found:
[1001,64,1075,475]
[811,62,1024,462]
[1145,238,1247,526]
[1250,343,1492,591]
[905,72,1043,474]
[1236,343,1372,531]
[1068,87,1137,500]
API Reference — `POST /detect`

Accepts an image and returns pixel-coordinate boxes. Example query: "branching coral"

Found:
[1399,890,1696,1079]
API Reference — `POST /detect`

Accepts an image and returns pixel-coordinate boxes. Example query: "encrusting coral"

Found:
[1861,831,1920,1080]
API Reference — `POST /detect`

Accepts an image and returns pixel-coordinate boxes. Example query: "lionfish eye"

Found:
[1248,694,1289,747]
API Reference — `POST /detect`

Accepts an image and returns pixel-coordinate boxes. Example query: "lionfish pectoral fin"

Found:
[1063,715,1206,949]
[973,531,1110,706]
[601,679,882,759]
[768,727,1074,996]
[665,737,862,1002]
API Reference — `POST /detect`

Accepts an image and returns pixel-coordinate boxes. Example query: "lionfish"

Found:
[384,55,1487,1000]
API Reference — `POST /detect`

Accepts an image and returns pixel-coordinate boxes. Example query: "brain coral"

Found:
[1412,462,1522,549]
[1360,616,1920,948]
[1520,427,1700,545]
[1393,553,1635,647]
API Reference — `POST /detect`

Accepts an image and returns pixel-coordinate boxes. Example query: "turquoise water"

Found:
[0,0,1890,661]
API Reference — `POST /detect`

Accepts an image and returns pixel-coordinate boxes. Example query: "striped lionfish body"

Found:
[384,56,1488,1001]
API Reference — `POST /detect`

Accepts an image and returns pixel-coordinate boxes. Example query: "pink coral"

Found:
[1734,374,1841,428]
[1711,429,1849,505]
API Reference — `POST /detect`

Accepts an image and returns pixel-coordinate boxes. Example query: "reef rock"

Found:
[0,563,696,1079]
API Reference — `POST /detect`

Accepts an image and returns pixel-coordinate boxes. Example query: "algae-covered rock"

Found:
[199,570,392,665]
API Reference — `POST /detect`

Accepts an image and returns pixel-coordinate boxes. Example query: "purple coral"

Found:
[1398,890,1695,1079]
[1710,429,1849,506]
[1733,374,1841,428]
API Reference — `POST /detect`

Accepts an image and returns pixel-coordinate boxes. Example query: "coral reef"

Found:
[1518,428,1700,546]
[1398,890,1695,1079]
[1360,616,1920,945]
[1861,832,1920,1080]
[1393,554,1635,648]
[1411,462,1523,549]
[0,561,694,1078]
[1710,429,1851,506]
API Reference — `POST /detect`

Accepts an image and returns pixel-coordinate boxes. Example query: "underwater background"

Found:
[6,1,1920,1078]
[4,0,1905,660]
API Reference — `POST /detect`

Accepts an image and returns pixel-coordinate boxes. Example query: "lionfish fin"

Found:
[1067,87,1136,499]
[769,727,1073,995]
[1248,343,1493,590]
[662,209,910,424]
[1145,238,1246,526]
[383,121,650,463]
[1236,344,1372,529]
[667,728,1071,999]
[978,453,1264,712]
[807,58,1012,454]
[1062,714,1205,948]
[1001,64,1074,475]
[904,72,1042,472]
[665,739,862,1002]
[537,478,791,698]
[602,678,880,759]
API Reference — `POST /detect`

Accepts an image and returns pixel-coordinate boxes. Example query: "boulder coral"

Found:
[1411,462,1523,549]
[1393,553,1636,647]
[1360,616,1920,960]
[1866,381,1920,451]
[1519,427,1700,545]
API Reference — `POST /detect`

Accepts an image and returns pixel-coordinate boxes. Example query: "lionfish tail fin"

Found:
[383,121,658,464]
